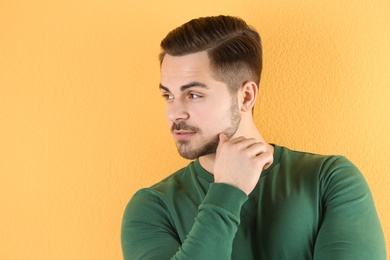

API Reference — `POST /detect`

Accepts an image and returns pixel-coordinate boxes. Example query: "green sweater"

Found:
[122,145,386,259]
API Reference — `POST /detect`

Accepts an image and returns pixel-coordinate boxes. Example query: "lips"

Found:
[173,130,196,140]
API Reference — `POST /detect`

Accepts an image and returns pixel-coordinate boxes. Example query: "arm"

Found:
[122,135,273,259]
[313,157,386,259]
[121,183,248,259]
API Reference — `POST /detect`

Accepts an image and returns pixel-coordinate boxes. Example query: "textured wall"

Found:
[0,0,389,259]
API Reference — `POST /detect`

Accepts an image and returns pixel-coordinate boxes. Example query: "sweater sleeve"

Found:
[313,156,386,260]
[121,183,248,260]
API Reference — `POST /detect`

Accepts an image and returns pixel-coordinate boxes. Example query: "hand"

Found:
[213,133,273,195]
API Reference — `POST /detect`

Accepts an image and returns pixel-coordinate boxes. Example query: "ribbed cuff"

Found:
[203,183,248,216]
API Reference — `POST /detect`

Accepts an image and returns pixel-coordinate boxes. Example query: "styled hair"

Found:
[159,15,263,93]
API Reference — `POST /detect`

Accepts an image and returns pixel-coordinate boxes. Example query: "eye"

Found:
[161,93,174,101]
[189,93,201,99]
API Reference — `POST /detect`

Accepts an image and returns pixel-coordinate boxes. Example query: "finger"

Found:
[263,161,272,170]
[218,133,229,145]
[226,137,260,151]
[256,151,273,170]
[228,136,246,144]
[244,142,267,156]
[234,138,259,149]
[217,133,229,153]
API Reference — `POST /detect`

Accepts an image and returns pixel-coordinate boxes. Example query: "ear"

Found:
[239,81,258,112]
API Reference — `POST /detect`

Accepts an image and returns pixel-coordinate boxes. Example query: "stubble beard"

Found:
[173,98,241,160]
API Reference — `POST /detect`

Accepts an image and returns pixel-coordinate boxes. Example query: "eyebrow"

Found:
[159,82,208,92]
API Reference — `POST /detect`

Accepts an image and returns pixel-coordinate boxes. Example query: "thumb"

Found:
[218,133,228,145]
[216,133,228,154]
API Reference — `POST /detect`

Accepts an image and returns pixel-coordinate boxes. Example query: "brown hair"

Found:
[159,15,263,93]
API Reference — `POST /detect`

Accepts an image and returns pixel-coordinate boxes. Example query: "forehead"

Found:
[160,51,215,88]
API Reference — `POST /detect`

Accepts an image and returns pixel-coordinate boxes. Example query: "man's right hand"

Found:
[213,133,273,195]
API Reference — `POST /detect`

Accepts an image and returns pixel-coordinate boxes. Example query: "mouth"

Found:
[173,130,196,140]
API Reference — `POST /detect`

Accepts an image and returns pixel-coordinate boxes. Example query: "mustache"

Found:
[171,122,199,133]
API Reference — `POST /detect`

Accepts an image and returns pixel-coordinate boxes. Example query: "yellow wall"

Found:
[1,0,389,258]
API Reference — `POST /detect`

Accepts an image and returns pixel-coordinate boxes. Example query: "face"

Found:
[160,51,241,160]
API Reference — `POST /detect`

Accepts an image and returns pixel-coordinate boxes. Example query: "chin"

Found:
[178,143,218,160]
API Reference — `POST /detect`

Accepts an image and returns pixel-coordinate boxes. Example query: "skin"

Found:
[160,51,274,195]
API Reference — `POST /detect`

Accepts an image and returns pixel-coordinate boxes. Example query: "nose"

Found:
[167,100,189,122]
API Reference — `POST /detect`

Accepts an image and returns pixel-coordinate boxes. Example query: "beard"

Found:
[171,97,241,160]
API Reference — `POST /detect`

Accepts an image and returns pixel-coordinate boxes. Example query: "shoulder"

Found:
[274,145,366,190]
[149,162,196,194]
[123,162,196,217]
[127,161,199,207]
[277,145,369,198]
[277,145,358,175]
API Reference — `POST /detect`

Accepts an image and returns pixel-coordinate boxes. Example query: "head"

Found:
[159,16,262,159]
[160,15,263,94]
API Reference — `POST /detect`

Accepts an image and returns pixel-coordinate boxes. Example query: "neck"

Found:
[198,121,274,175]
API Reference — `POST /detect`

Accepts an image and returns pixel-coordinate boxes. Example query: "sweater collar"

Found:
[192,144,282,183]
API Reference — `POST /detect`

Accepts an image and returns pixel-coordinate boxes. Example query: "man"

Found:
[122,15,386,259]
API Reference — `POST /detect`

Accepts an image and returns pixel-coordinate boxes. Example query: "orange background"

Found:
[1,0,389,259]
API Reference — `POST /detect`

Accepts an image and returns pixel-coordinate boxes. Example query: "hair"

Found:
[159,15,263,93]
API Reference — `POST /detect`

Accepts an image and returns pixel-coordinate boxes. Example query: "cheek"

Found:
[165,108,174,129]
[193,103,231,127]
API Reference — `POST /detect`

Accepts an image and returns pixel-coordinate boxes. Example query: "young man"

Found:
[122,16,386,259]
